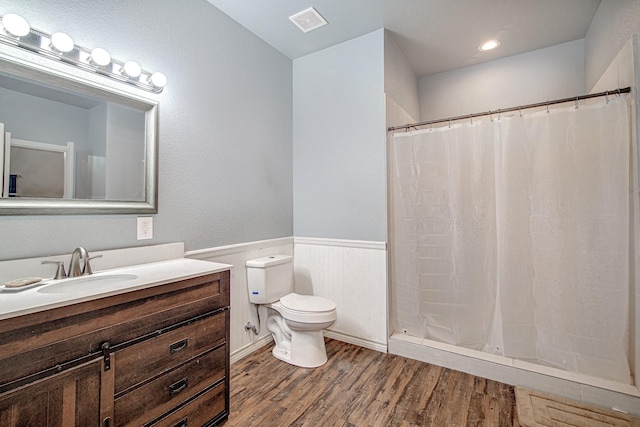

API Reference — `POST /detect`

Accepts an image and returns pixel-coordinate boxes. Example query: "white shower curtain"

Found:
[390,96,631,384]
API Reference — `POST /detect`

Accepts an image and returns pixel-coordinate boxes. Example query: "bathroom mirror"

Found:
[0,51,157,215]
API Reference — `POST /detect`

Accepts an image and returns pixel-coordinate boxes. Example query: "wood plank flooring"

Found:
[225,339,521,427]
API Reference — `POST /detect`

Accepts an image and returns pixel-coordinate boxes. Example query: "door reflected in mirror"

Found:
[7,141,67,198]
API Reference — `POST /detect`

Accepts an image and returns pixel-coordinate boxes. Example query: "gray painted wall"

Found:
[418,39,586,122]
[0,0,293,260]
[585,0,640,91]
[384,31,419,122]
[0,86,89,148]
[293,30,386,242]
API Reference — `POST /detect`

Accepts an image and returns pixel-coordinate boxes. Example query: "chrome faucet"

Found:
[41,247,103,279]
[68,247,88,277]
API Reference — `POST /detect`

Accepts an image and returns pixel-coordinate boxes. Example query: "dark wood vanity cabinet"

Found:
[0,358,103,426]
[0,270,230,427]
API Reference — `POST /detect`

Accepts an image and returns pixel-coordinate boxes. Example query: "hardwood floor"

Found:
[225,339,521,426]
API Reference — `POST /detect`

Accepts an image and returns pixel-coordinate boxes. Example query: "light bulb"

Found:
[123,61,141,78]
[90,47,111,66]
[479,40,501,52]
[2,13,30,37]
[149,72,167,88]
[50,32,74,53]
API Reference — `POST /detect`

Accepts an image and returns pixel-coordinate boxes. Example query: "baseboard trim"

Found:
[185,237,293,260]
[294,237,386,250]
[232,331,387,365]
[231,335,274,365]
[324,330,387,353]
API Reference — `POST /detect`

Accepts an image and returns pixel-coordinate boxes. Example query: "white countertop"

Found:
[0,258,232,321]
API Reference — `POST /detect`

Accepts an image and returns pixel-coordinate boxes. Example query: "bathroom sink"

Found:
[37,274,138,294]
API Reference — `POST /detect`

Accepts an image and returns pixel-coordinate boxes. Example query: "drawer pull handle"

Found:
[173,417,188,427]
[169,338,188,354]
[169,377,188,396]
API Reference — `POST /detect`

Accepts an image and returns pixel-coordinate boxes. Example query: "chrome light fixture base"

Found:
[0,13,166,93]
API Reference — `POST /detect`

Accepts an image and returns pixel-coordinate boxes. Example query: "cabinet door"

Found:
[0,359,102,427]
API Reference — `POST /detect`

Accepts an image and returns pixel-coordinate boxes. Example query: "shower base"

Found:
[388,333,640,417]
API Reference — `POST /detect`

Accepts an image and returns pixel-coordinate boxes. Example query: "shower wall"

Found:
[584,0,640,91]
[590,36,640,392]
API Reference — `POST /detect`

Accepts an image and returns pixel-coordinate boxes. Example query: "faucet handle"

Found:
[83,254,103,275]
[41,260,67,279]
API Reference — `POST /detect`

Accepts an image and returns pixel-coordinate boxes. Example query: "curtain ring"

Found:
[429,122,433,131]
[616,88,621,97]
[575,97,579,110]
[448,119,451,128]
[546,102,550,114]
[497,109,501,121]
[489,109,493,122]
[605,91,610,104]
[518,106,522,118]
[470,114,473,125]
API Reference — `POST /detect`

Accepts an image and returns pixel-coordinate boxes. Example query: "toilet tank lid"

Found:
[246,254,292,268]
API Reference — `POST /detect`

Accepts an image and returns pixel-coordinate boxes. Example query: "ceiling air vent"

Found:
[289,7,328,33]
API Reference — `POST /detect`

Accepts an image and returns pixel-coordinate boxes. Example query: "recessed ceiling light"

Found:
[289,7,328,33]
[479,40,501,52]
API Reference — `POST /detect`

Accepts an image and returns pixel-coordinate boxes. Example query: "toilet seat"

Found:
[276,293,337,323]
[281,293,336,312]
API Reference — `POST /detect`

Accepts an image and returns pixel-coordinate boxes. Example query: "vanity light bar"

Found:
[0,13,167,93]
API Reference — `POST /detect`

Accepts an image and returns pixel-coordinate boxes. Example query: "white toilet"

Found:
[246,255,337,368]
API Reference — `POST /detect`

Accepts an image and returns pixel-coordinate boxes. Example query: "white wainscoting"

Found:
[186,237,293,364]
[294,237,388,353]
[186,236,389,363]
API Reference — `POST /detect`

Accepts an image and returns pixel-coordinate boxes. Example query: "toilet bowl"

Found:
[246,255,337,368]
[267,293,336,367]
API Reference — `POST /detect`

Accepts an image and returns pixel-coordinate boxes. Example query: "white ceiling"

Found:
[207,0,601,78]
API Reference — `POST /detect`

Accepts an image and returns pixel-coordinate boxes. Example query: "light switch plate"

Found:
[137,217,153,240]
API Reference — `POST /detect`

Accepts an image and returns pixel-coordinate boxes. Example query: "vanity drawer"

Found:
[114,311,226,394]
[113,345,226,427]
[145,382,226,427]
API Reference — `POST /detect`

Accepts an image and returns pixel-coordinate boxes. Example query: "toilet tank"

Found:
[246,255,293,304]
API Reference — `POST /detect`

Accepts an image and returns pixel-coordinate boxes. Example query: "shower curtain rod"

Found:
[387,86,631,132]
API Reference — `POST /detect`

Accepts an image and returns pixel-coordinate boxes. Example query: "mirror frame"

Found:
[0,48,158,215]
